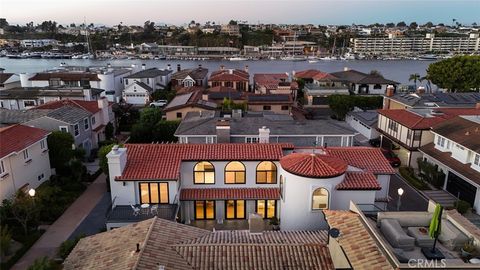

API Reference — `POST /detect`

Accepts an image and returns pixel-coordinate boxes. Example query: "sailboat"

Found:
[80,18,94,59]
[280,32,305,61]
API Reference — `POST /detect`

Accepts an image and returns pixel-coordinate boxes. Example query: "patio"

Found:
[189,219,273,231]
[106,204,177,223]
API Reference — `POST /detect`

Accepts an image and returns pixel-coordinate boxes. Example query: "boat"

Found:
[319,56,338,61]
[229,56,248,61]
[418,54,438,61]
[7,53,25,59]
[308,60,318,64]
[280,55,305,61]
[340,52,356,60]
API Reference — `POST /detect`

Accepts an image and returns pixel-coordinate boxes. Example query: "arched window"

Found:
[225,161,246,184]
[194,161,215,184]
[312,188,329,210]
[256,161,277,184]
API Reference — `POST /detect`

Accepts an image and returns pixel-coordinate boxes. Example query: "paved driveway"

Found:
[387,174,429,211]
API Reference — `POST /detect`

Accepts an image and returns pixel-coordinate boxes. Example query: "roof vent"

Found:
[135,243,140,253]
[465,131,470,136]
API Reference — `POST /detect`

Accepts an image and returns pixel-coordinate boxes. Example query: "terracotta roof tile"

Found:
[180,188,280,200]
[337,171,381,190]
[280,153,348,178]
[0,124,50,159]
[294,69,326,79]
[325,147,396,175]
[117,143,294,181]
[209,69,249,82]
[324,210,393,270]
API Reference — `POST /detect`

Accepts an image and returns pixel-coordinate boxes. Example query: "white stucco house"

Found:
[105,143,394,230]
[122,81,153,106]
[346,109,380,140]
[0,125,52,201]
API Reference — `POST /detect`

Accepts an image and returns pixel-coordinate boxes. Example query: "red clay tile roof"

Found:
[34,99,104,114]
[336,171,381,190]
[324,210,394,270]
[29,72,101,81]
[325,147,396,175]
[294,69,327,79]
[254,73,290,90]
[377,108,480,129]
[180,188,280,200]
[280,153,348,178]
[0,124,50,158]
[209,69,249,82]
[117,143,294,181]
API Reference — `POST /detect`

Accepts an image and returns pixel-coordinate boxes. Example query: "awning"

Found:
[180,188,280,201]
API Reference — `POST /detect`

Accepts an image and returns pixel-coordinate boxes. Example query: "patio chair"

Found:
[151,204,158,215]
[131,204,140,216]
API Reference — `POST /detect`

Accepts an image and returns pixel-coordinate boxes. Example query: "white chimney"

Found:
[229,69,233,75]
[107,146,128,181]
[258,126,270,143]
[142,64,146,70]
[344,67,350,71]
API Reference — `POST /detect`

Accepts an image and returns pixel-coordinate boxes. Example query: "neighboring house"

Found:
[171,65,209,90]
[105,143,394,230]
[24,105,95,155]
[122,81,153,106]
[253,73,298,96]
[0,87,103,110]
[163,91,217,120]
[64,217,335,270]
[34,98,115,147]
[220,24,241,36]
[0,72,21,90]
[420,116,480,212]
[208,67,249,91]
[293,69,326,83]
[383,91,480,110]
[0,124,51,201]
[247,94,293,114]
[302,73,349,107]
[330,69,398,95]
[24,72,102,88]
[123,67,172,92]
[175,110,357,146]
[346,109,380,140]
[377,108,480,168]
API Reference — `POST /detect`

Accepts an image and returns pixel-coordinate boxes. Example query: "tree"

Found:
[409,22,418,29]
[385,22,395,28]
[0,225,12,259]
[98,144,116,175]
[426,55,480,92]
[370,70,382,76]
[105,122,114,140]
[9,191,38,235]
[409,73,421,90]
[424,21,434,28]
[328,95,383,120]
[229,20,238,25]
[396,21,407,27]
[47,131,75,170]
[0,18,8,29]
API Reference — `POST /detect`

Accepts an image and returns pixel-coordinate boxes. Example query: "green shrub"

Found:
[0,225,12,257]
[327,95,383,120]
[27,256,54,270]
[57,234,85,260]
[417,158,446,189]
[399,167,430,190]
[454,200,471,214]
[0,230,44,270]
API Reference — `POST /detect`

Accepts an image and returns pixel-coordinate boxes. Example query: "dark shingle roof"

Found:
[348,110,378,127]
[432,116,480,152]
[172,67,209,80]
[46,105,92,124]
[247,94,292,103]
[0,73,16,84]
[0,109,51,124]
[389,92,480,108]
[330,70,398,85]
[0,87,103,99]
[124,68,172,79]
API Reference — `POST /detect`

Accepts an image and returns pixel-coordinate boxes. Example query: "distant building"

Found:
[163,91,217,120]
[220,24,241,36]
[123,66,172,91]
[330,69,398,95]
[254,73,298,96]
[175,110,356,146]
[246,94,293,114]
[0,125,51,201]
[20,39,58,48]
[0,72,21,90]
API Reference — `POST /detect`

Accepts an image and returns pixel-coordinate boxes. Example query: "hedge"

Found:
[399,167,430,190]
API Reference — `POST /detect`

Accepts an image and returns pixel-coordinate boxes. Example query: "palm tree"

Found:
[409,73,421,90]
[419,75,432,93]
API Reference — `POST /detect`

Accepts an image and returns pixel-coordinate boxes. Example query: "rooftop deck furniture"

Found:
[380,219,415,250]
[438,219,469,251]
[130,204,140,216]
[407,226,435,248]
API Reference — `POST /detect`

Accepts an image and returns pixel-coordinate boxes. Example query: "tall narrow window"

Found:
[139,182,169,204]
[84,118,89,130]
[40,140,46,150]
[225,200,245,219]
[256,161,277,184]
[312,188,329,210]
[195,200,215,220]
[23,149,29,160]
[0,160,5,175]
[225,161,246,184]
[194,161,215,184]
[74,124,80,136]
[256,200,276,218]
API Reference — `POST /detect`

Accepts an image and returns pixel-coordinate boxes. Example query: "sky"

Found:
[1,0,479,26]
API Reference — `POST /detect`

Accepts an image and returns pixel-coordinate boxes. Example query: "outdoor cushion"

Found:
[377,212,432,227]
[438,219,469,250]
[380,219,415,250]
[407,226,435,247]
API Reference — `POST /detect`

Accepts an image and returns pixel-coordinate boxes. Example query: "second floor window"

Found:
[74,124,80,137]
[91,116,96,125]
[0,160,5,175]
[194,161,215,184]
[246,137,259,143]
[40,140,46,150]
[474,154,480,166]
[256,161,277,184]
[23,149,29,160]
[312,188,329,210]
[84,118,89,130]
[437,136,445,147]
[139,182,169,204]
[225,161,245,184]
[388,120,398,132]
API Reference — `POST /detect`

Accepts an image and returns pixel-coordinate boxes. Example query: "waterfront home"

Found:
[330,68,398,95]
[0,124,51,201]
[420,116,480,212]
[171,65,209,90]
[383,91,480,110]
[0,71,20,90]
[345,109,380,140]
[302,73,350,107]
[253,73,298,96]
[163,91,217,120]
[123,66,172,91]
[20,39,58,48]
[24,72,102,89]
[246,94,293,114]
[377,108,480,168]
[208,66,249,91]
[293,69,326,83]
[105,143,394,230]
[122,81,154,106]
[0,87,103,110]
[175,110,356,146]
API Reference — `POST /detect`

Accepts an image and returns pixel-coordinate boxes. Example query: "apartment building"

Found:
[0,125,51,201]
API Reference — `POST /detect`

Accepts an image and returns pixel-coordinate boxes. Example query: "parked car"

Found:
[369,137,381,147]
[381,148,401,167]
[150,100,168,107]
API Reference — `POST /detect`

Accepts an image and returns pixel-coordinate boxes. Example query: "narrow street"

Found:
[387,173,429,211]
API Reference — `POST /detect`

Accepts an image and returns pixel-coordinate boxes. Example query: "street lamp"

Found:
[397,188,404,211]
[28,188,36,197]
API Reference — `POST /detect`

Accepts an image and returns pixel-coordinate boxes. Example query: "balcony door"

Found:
[195,200,215,220]
[139,182,169,204]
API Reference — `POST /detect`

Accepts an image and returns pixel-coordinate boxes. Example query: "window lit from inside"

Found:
[256,200,276,218]
[256,161,277,184]
[225,161,245,184]
[194,161,215,184]
[139,182,169,204]
[225,200,245,219]
[312,188,329,210]
[195,200,215,219]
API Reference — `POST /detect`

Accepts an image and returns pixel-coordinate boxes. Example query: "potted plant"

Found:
[461,238,476,257]
[269,217,280,231]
